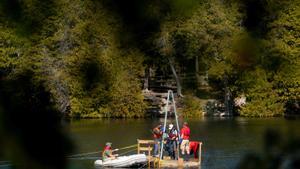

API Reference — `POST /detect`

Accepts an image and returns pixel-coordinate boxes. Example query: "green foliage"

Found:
[265,0,300,113]
[239,0,300,116]
[0,0,145,118]
[0,0,299,118]
[157,0,244,79]
[154,0,299,117]
[239,69,284,117]
[181,94,205,117]
[149,0,242,101]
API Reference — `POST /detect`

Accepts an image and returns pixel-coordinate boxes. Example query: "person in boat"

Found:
[166,123,178,160]
[102,142,118,161]
[180,122,190,155]
[152,124,163,157]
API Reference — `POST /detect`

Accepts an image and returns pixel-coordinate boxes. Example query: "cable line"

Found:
[67,144,137,158]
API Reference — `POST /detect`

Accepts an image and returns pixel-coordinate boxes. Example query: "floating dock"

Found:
[138,90,202,168]
[151,158,200,168]
[137,139,202,168]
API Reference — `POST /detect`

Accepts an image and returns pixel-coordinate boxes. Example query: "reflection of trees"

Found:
[236,129,300,169]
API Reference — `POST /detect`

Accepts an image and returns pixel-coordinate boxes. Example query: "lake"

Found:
[66,117,300,169]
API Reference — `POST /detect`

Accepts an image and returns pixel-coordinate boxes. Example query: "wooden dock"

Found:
[137,139,202,168]
[148,157,200,168]
[159,159,200,168]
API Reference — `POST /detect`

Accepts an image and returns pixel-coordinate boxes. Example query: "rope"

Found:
[68,144,137,158]
[117,144,138,151]
[68,151,102,158]
[68,156,99,160]
[118,148,137,156]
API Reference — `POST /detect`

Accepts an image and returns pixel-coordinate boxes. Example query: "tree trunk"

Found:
[167,57,183,97]
[224,75,233,116]
[195,55,200,86]
[144,67,150,90]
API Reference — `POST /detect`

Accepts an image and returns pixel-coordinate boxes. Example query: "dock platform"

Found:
[137,139,202,168]
[154,158,200,168]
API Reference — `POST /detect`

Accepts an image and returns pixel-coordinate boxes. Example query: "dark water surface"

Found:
[66,117,300,169]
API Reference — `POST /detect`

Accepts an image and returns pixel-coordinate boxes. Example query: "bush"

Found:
[182,94,204,117]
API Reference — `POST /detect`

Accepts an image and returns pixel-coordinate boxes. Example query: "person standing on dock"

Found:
[180,122,190,155]
[167,123,178,159]
[153,124,163,157]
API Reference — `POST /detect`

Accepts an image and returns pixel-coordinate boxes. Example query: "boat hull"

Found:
[94,154,147,168]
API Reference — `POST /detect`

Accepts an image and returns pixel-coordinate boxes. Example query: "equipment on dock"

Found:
[135,90,203,168]
[94,154,147,168]
[160,90,181,160]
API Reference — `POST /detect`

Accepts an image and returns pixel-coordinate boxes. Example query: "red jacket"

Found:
[153,127,162,139]
[104,146,111,151]
[102,146,112,159]
[180,126,190,140]
[189,141,199,158]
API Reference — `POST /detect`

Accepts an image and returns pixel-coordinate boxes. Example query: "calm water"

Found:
[66,117,300,169]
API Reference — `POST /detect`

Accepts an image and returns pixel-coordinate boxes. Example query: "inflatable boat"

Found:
[94,154,147,168]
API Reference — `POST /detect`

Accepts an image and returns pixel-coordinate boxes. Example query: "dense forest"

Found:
[0,0,299,118]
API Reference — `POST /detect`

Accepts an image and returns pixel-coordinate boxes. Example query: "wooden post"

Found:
[199,142,202,166]
[137,139,140,154]
[158,158,161,169]
[178,158,184,168]
[148,144,151,156]
[148,144,151,168]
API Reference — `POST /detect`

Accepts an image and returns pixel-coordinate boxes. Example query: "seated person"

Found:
[102,142,118,161]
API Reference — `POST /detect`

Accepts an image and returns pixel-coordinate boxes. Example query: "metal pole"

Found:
[171,91,181,140]
[160,90,170,160]
[171,90,181,160]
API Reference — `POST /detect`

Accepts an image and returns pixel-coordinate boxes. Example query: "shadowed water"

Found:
[66,117,300,169]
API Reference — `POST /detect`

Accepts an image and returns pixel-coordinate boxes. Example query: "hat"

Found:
[106,142,112,147]
[168,123,174,130]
